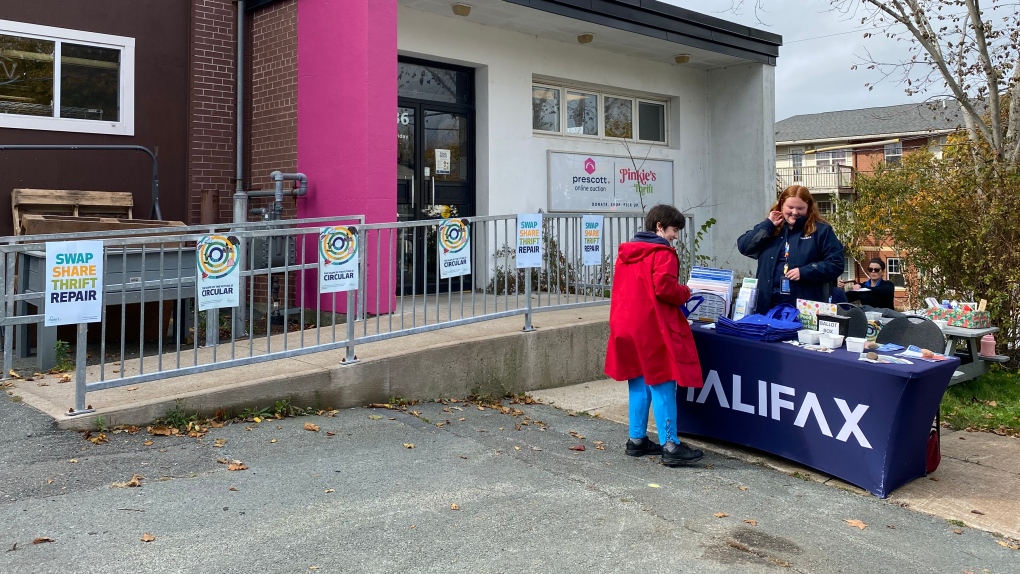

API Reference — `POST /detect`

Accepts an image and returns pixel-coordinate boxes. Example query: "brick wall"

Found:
[189,0,237,225]
[249,0,298,219]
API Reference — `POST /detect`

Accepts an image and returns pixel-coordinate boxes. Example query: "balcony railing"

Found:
[776,164,854,192]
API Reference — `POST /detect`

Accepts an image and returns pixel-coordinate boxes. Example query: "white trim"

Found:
[776,129,959,147]
[0,19,135,136]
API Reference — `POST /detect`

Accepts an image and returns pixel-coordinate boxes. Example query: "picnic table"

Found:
[941,325,1009,385]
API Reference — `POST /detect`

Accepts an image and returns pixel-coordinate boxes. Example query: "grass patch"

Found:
[940,367,1020,436]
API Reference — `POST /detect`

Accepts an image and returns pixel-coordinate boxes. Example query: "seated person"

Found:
[840,258,895,309]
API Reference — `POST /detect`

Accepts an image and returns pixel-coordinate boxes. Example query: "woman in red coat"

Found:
[605,204,704,467]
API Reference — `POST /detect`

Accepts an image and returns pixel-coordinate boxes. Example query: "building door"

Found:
[396,59,474,295]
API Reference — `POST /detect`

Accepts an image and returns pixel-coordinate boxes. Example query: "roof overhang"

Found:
[776,129,960,147]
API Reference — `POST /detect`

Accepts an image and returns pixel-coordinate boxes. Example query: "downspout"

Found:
[233,0,247,224]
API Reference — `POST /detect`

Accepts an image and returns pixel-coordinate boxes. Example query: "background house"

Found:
[774,101,966,306]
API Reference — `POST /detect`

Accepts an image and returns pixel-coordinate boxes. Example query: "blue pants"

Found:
[628,377,678,445]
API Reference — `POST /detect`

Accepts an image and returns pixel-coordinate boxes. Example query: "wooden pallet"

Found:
[12,188,134,235]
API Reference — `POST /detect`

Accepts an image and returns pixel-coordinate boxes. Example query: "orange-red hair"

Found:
[770,185,827,237]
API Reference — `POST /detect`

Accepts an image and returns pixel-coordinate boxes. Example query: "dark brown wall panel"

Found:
[0,1,190,235]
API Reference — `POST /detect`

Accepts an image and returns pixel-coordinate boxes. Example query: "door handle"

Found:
[410,174,414,210]
[431,176,436,206]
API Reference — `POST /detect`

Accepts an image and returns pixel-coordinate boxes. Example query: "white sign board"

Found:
[548,151,674,213]
[438,219,471,279]
[516,213,543,268]
[44,240,104,326]
[318,226,360,293]
[435,149,451,175]
[197,235,240,311]
[581,215,603,266]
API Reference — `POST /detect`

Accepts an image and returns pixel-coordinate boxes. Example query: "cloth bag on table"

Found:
[717,303,802,342]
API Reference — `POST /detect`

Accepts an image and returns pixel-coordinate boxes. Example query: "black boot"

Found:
[662,441,704,466]
[625,436,663,457]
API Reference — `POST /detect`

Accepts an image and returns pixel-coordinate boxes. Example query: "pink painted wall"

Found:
[297,0,396,314]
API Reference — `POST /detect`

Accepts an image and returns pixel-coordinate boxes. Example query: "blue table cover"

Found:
[679,327,960,497]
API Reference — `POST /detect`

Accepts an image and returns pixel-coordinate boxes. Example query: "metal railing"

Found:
[0,212,694,415]
[776,165,854,192]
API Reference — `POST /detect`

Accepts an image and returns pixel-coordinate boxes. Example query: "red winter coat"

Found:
[604,238,703,388]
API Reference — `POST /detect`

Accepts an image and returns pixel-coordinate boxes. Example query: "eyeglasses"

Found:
[867,267,882,272]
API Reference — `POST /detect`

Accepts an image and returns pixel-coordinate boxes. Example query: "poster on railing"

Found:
[318,226,360,293]
[438,219,471,279]
[196,235,241,311]
[516,213,543,268]
[581,215,603,266]
[44,240,104,326]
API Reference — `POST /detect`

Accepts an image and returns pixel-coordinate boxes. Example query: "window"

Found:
[0,20,134,135]
[886,257,905,287]
[815,149,848,173]
[790,148,804,181]
[884,142,903,166]
[842,255,854,282]
[531,83,667,143]
[816,199,833,215]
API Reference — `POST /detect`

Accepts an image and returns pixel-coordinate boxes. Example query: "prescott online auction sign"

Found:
[548,151,674,213]
[196,235,240,311]
[44,240,104,326]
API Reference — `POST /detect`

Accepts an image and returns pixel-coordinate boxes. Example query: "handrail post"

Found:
[344,289,357,364]
[71,322,93,415]
[523,268,534,332]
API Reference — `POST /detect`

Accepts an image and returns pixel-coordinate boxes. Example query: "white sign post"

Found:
[196,235,241,311]
[318,226,360,293]
[548,151,674,213]
[44,240,104,326]
[438,219,471,279]
[516,214,543,268]
[581,214,604,266]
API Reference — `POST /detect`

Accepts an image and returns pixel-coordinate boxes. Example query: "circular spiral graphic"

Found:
[320,227,358,266]
[439,220,468,254]
[198,235,238,279]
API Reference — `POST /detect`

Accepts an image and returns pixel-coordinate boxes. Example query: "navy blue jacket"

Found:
[737,217,845,314]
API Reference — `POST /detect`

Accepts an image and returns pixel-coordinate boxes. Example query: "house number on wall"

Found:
[397,112,410,125]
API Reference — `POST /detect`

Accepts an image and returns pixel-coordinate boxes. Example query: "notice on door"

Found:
[438,219,471,279]
[435,149,451,175]
[516,214,543,268]
[197,235,241,311]
[319,226,360,293]
[44,240,104,326]
[548,151,674,213]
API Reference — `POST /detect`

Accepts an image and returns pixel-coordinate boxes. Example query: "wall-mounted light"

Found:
[451,3,471,17]
[577,33,595,44]
[674,54,691,65]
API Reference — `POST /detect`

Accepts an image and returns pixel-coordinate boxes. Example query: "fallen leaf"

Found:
[32,537,53,545]
[845,519,867,530]
[304,422,320,432]
[738,486,748,491]
[325,431,336,437]
[217,458,229,464]
[568,444,586,451]
[953,529,963,534]
[403,443,415,449]
[141,533,155,542]
[127,386,138,391]
[270,438,278,443]
[213,438,226,448]
[58,374,71,384]
[744,519,758,526]
[987,401,997,407]
[569,431,586,440]
[970,509,985,515]
[368,414,383,420]
[714,512,729,518]
[253,417,262,423]
[324,489,335,494]
[8,370,22,379]
[886,525,896,529]
[142,440,154,446]
[459,417,466,422]
[68,459,78,464]
[227,461,248,471]
[450,503,460,510]
[514,446,521,451]
[148,426,174,437]
[88,433,109,445]
[111,474,144,488]
[530,447,542,451]
[229,486,239,491]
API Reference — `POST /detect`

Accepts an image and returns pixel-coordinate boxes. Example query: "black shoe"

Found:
[662,441,704,466]
[625,437,663,457]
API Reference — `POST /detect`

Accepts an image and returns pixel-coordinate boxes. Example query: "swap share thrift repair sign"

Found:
[45,240,104,326]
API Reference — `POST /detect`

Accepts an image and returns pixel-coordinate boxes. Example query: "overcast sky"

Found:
[660,0,918,120]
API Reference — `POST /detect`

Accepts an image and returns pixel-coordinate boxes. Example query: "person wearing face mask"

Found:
[605,204,705,467]
[737,185,845,313]
[841,258,895,309]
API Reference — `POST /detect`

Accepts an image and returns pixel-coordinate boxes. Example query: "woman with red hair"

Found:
[737,185,845,314]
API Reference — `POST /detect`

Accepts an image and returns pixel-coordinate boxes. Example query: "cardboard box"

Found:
[923,307,992,329]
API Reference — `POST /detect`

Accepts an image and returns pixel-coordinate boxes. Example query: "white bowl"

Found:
[865,312,884,321]
[846,337,867,353]
[820,334,845,348]
[797,329,821,344]
[933,319,948,330]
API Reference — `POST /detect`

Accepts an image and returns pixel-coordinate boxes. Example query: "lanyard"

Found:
[782,241,790,273]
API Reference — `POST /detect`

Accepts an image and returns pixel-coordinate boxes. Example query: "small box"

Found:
[923,307,992,329]
[817,313,849,336]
